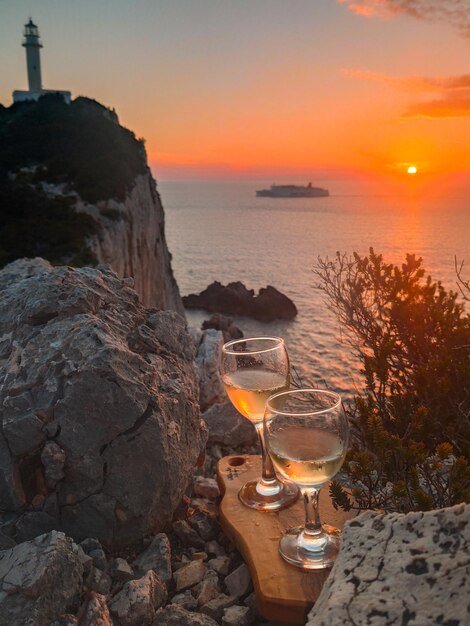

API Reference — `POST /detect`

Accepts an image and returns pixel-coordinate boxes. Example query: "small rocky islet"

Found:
[0,97,468,626]
[183,281,298,322]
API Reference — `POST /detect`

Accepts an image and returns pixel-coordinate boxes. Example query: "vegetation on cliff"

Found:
[315,249,470,512]
[0,94,147,268]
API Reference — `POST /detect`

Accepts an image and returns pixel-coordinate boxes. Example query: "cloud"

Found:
[343,67,470,118]
[342,68,470,92]
[403,95,470,118]
[337,0,470,38]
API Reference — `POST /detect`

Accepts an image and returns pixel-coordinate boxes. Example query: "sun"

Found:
[407,166,417,175]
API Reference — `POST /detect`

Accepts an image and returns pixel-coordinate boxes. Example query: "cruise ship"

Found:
[256,182,329,198]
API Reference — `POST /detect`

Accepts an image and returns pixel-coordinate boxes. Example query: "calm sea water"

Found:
[161,180,470,398]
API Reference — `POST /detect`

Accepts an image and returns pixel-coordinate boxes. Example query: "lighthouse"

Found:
[23,18,43,92]
[13,19,71,104]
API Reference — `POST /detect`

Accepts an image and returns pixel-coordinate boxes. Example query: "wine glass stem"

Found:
[254,422,277,485]
[302,487,323,536]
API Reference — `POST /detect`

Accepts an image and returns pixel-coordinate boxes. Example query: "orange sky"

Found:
[2,1,470,189]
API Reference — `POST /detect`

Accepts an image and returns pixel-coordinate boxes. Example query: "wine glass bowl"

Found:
[220,337,299,511]
[265,388,349,569]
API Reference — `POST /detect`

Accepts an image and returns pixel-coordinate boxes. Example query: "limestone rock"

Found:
[188,512,219,542]
[225,563,252,598]
[81,592,113,626]
[194,477,220,500]
[208,555,230,576]
[174,560,207,592]
[134,533,172,582]
[0,531,83,626]
[41,441,66,489]
[306,503,470,626]
[195,329,226,410]
[83,172,184,314]
[183,281,297,321]
[90,568,112,596]
[188,326,203,350]
[200,593,237,621]
[0,260,205,548]
[194,577,220,607]
[172,520,205,549]
[0,257,52,290]
[80,539,107,571]
[222,605,252,626]
[48,615,78,626]
[109,557,134,582]
[152,604,219,625]
[204,540,224,557]
[171,589,198,611]
[109,570,167,626]
[0,530,15,550]
[202,402,257,448]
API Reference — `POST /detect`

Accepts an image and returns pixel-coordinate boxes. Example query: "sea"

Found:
[160,180,470,400]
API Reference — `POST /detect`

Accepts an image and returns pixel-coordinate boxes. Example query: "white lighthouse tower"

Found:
[13,19,71,104]
[24,18,43,92]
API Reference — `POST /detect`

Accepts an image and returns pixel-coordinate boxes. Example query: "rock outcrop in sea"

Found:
[0,258,205,548]
[183,281,297,321]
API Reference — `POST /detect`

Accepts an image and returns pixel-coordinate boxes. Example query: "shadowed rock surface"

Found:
[202,402,257,448]
[183,282,297,321]
[0,531,83,626]
[306,503,470,626]
[0,258,205,548]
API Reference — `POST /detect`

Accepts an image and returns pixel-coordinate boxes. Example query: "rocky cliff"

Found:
[77,172,183,313]
[0,95,183,314]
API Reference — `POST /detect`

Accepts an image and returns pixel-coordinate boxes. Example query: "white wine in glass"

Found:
[265,388,349,569]
[223,368,289,422]
[220,337,299,511]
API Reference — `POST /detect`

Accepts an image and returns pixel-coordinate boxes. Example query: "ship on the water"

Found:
[256,182,329,198]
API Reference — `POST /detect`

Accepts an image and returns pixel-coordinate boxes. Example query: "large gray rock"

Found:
[0,259,206,547]
[0,531,83,626]
[306,502,470,626]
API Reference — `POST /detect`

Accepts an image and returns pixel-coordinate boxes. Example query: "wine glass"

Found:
[264,388,349,569]
[220,337,299,511]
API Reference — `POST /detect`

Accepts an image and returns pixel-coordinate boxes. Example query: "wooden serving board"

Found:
[217,454,354,626]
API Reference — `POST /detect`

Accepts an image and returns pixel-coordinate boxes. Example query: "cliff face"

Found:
[77,172,183,314]
[0,95,183,314]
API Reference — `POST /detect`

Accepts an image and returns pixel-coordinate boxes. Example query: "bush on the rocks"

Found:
[315,249,470,512]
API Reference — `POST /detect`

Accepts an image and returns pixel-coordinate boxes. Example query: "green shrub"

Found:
[0,94,146,203]
[314,249,470,512]
[0,171,98,268]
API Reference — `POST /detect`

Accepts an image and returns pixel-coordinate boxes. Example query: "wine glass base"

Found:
[279,524,341,570]
[238,479,299,511]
